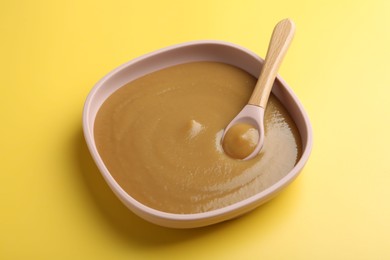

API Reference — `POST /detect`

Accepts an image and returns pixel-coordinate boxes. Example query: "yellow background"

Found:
[1,0,390,259]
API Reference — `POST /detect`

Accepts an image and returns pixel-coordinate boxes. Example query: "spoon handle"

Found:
[248,18,295,108]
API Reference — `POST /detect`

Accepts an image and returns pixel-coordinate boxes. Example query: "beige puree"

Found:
[223,123,260,159]
[94,61,301,214]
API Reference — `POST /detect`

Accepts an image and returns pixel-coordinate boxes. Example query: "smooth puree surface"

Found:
[94,62,301,214]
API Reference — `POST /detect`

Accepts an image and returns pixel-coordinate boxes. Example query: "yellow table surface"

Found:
[1,0,390,259]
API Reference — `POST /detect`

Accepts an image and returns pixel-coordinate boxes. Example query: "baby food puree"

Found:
[94,61,301,214]
[223,123,260,159]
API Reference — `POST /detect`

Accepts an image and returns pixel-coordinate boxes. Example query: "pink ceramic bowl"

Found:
[83,40,313,228]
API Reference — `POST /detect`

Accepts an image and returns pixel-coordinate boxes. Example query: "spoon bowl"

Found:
[222,104,265,160]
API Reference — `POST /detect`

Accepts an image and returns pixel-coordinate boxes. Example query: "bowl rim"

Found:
[82,40,313,226]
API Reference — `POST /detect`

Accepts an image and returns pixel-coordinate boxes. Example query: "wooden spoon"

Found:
[222,18,295,160]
